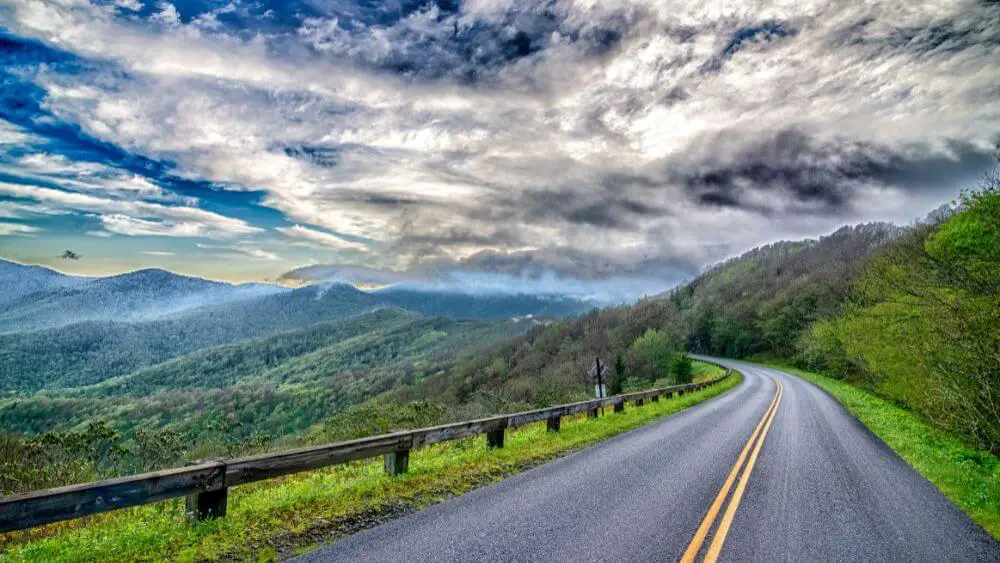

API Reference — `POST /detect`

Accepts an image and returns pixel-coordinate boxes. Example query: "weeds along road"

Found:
[295,359,1000,562]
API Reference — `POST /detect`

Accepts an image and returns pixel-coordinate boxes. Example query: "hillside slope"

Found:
[675,222,903,357]
[0,309,531,436]
[393,222,902,409]
[0,284,382,391]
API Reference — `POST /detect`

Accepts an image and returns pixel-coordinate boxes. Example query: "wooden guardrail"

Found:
[0,370,732,533]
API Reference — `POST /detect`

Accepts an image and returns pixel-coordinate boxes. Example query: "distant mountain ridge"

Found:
[0,259,89,306]
[0,262,288,333]
[0,265,595,392]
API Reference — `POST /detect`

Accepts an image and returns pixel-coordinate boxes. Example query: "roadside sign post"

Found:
[589,357,607,416]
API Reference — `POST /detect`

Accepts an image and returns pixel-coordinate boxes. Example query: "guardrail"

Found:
[0,370,732,533]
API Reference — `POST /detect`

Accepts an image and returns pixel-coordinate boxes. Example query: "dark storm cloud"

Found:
[830,12,1000,57]
[674,131,998,214]
[511,188,664,229]
[702,21,797,73]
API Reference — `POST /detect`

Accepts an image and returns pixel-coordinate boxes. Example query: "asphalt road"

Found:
[295,359,1000,562]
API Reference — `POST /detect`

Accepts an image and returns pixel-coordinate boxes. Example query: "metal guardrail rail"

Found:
[0,369,732,532]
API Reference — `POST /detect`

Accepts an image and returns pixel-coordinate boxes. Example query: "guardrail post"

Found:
[635,397,644,407]
[651,393,659,403]
[588,407,599,419]
[384,450,410,476]
[185,458,228,522]
[613,401,624,413]
[486,428,505,448]
[186,488,227,521]
[546,416,561,432]
[384,431,412,476]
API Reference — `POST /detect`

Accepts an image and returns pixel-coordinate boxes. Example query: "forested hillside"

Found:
[675,222,905,358]
[798,181,1000,453]
[0,278,592,392]
[0,308,531,437]
[0,284,382,391]
[391,221,903,412]
[0,259,88,306]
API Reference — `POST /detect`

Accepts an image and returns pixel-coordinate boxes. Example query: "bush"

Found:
[627,329,676,382]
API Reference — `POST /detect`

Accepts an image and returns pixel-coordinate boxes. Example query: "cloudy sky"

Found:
[0,0,997,295]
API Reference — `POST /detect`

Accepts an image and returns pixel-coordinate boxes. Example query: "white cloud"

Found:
[0,200,68,219]
[277,225,369,251]
[115,0,143,11]
[0,222,42,236]
[0,182,262,238]
[140,250,175,256]
[195,242,282,260]
[149,2,180,27]
[238,247,280,260]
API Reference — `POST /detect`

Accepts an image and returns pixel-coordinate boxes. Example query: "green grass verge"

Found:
[1,372,741,562]
[691,360,725,382]
[769,363,1000,540]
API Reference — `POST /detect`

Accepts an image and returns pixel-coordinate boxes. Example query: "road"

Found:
[295,359,1000,562]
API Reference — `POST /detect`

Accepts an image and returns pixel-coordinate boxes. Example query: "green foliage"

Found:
[0,285,382,393]
[681,223,900,358]
[0,420,277,495]
[609,354,626,395]
[797,177,1000,454]
[671,353,693,384]
[0,310,526,439]
[319,402,450,442]
[627,328,676,383]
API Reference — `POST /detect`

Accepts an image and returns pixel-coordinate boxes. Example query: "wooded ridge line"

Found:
[0,369,732,533]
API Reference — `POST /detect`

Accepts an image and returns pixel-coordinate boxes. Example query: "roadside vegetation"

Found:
[772,363,1000,539]
[796,179,1000,454]
[0,371,739,562]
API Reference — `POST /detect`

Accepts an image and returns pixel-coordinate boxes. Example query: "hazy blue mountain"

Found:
[0,267,287,333]
[372,287,594,319]
[0,259,89,306]
[0,266,594,392]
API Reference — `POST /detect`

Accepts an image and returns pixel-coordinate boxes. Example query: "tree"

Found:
[627,328,676,382]
[671,353,693,384]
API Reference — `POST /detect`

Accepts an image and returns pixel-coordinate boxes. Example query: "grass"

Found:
[768,362,1000,540]
[1,371,741,562]
[691,360,726,382]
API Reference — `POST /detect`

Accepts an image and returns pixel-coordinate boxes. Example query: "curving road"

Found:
[295,359,1000,562]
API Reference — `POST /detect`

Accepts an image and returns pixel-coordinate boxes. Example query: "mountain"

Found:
[387,221,906,410]
[0,267,287,333]
[0,259,88,306]
[0,283,382,391]
[0,308,530,436]
[676,222,905,357]
[371,287,594,319]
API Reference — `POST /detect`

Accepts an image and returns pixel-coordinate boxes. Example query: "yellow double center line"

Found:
[681,375,784,563]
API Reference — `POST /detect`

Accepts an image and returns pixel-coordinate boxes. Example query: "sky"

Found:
[0,0,997,296]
